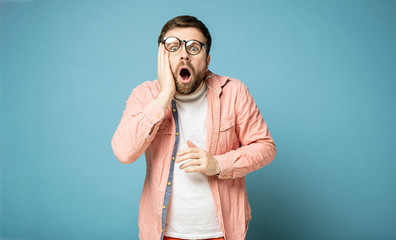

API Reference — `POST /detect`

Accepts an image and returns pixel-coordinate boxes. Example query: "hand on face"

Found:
[157,43,176,97]
[176,140,221,176]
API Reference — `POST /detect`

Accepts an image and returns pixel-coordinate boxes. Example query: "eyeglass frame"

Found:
[162,36,209,55]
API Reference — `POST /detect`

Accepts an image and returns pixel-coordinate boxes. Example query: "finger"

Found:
[184,165,205,173]
[158,43,163,61]
[179,159,201,170]
[176,152,201,163]
[158,44,163,75]
[187,140,198,148]
[164,45,170,68]
[162,44,169,75]
[177,147,200,156]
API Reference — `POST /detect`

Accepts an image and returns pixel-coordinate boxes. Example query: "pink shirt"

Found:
[111,71,276,240]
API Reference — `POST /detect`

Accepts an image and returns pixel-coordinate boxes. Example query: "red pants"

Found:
[163,237,224,240]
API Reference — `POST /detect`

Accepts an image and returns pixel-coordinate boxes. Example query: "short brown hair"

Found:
[157,15,212,54]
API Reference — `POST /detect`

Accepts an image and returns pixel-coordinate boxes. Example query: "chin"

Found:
[175,78,202,95]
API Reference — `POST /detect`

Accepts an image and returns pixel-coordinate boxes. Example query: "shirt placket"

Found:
[160,100,179,239]
[207,88,227,238]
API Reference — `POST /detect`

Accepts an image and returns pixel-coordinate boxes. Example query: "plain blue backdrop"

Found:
[1,0,395,239]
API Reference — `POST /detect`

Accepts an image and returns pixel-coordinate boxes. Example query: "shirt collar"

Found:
[205,70,229,95]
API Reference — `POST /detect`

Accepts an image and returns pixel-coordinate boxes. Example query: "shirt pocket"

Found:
[150,121,173,159]
[220,117,235,132]
[218,116,238,152]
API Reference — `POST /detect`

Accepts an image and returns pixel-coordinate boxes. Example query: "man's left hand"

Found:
[176,140,221,176]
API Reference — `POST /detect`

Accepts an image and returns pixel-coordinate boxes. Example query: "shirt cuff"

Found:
[213,152,235,179]
[141,99,166,140]
[143,98,165,122]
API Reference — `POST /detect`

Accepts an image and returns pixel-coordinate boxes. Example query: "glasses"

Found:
[163,37,208,55]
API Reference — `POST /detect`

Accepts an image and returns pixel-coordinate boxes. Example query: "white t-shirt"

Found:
[164,82,223,239]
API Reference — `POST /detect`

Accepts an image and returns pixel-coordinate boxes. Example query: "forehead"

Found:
[164,27,206,43]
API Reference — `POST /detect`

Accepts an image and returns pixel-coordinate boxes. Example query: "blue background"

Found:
[1,0,395,239]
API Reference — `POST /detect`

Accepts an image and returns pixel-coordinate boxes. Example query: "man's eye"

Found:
[190,47,198,52]
[171,46,179,51]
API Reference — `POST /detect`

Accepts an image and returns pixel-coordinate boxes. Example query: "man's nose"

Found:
[179,43,190,61]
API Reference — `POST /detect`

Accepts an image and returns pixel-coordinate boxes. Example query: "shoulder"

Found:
[207,71,247,95]
[224,77,246,89]
[217,74,248,95]
[133,79,160,92]
[131,79,160,95]
[127,79,160,102]
[212,74,255,109]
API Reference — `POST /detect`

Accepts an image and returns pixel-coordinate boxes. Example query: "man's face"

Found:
[164,27,211,95]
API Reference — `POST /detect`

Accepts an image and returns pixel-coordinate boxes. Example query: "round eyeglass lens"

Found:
[186,41,201,55]
[164,37,180,52]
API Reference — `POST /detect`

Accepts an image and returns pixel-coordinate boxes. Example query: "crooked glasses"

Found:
[163,37,208,55]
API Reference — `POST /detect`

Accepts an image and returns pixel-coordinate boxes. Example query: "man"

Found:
[112,15,276,240]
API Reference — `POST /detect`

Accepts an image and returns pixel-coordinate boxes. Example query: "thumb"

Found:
[187,140,197,148]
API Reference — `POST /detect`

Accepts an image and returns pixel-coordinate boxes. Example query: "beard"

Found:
[172,61,207,95]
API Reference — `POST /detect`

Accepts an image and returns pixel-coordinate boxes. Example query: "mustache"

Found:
[176,61,194,73]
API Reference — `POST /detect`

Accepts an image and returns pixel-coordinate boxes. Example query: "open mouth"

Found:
[179,68,191,83]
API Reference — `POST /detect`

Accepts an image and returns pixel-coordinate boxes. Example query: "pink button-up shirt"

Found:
[111,71,276,240]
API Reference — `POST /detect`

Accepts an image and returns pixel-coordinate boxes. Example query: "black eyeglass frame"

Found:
[162,36,209,55]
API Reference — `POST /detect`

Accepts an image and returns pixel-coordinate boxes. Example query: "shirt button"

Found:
[163,205,166,209]
[220,126,224,130]
[223,175,227,178]
[172,157,175,160]
[161,229,163,232]
[176,132,179,136]
[168,181,171,186]
[145,138,150,142]
[156,114,161,119]
[172,108,176,112]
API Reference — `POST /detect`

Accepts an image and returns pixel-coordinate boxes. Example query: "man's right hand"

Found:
[155,43,176,109]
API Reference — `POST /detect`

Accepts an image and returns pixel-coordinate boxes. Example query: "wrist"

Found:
[155,91,174,109]
[215,162,221,175]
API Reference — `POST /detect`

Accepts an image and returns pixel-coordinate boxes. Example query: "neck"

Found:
[175,81,206,101]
